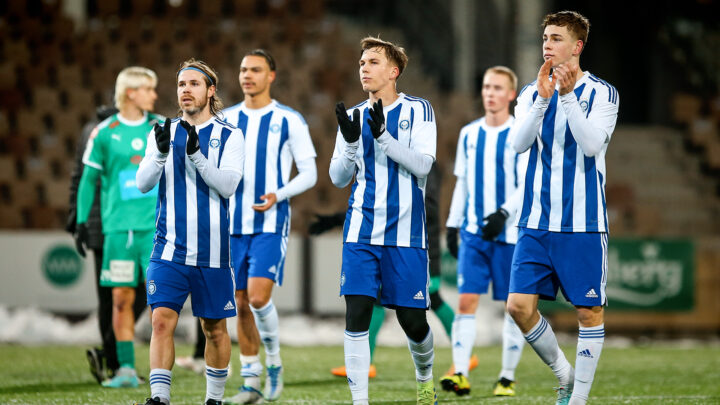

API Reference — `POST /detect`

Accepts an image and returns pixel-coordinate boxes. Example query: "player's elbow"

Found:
[512,139,530,153]
[330,174,350,188]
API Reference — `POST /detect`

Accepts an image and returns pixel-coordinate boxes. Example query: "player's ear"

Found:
[207,84,216,98]
[389,66,399,81]
[509,89,517,102]
[268,70,276,84]
[574,40,584,56]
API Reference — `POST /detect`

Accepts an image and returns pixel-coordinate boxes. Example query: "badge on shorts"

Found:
[148,280,156,295]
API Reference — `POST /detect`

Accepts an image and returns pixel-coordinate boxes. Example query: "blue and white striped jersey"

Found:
[149,117,244,268]
[514,72,619,233]
[332,93,437,248]
[446,117,527,244]
[223,100,316,236]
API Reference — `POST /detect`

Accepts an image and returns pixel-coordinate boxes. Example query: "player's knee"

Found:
[203,319,227,344]
[345,295,374,332]
[248,294,270,310]
[396,308,430,342]
[151,315,172,337]
[112,288,133,311]
[506,299,532,324]
[458,294,479,314]
[576,305,603,327]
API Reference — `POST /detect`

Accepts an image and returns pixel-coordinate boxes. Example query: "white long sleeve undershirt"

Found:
[559,92,609,156]
[188,150,242,199]
[376,132,434,178]
[274,157,317,202]
[446,176,468,228]
[329,140,359,188]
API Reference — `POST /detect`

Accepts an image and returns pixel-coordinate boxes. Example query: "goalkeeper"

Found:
[75,66,162,388]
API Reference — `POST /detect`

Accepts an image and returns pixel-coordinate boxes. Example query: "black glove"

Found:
[446,227,459,259]
[74,222,89,257]
[180,120,200,155]
[65,210,76,234]
[308,213,345,235]
[154,118,171,154]
[481,208,509,241]
[367,99,386,139]
[335,102,361,143]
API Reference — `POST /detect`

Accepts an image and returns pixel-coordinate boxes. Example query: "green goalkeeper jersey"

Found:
[77,112,163,233]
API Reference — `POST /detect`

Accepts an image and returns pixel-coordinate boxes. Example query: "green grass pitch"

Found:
[1,344,718,404]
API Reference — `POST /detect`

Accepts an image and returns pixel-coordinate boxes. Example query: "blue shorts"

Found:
[340,243,429,309]
[509,228,608,306]
[458,230,515,301]
[146,259,237,319]
[231,233,287,290]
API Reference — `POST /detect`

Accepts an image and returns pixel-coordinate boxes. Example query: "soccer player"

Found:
[75,67,161,388]
[507,11,619,405]
[330,36,438,405]
[440,66,528,397]
[321,167,469,379]
[69,104,148,384]
[134,59,245,405]
[222,49,317,404]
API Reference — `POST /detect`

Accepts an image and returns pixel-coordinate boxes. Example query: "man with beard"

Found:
[135,59,245,405]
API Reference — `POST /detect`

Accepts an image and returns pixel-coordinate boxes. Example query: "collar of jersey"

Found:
[241,99,276,116]
[192,116,217,131]
[366,93,404,111]
[116,111,148,126]
[479,115,514,131]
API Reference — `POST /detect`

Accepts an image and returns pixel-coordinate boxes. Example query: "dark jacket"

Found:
[66,106,118,249]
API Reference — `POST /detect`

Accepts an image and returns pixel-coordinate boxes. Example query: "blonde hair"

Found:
[484,66,518,91]
[176,58,223,117]
[114,66,157,109]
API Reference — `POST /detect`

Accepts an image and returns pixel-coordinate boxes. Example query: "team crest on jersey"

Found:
[131,138,144,151]
[270,123,281,133]
[399,119,410,130]
[579,100,589,112]
[209,138,221,149]
[148,280,156,295]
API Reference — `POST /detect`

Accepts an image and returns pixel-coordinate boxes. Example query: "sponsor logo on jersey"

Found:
[131,155,143,164]
[131,138,144,150]
[109,120,120,129]
[111,134,121,141]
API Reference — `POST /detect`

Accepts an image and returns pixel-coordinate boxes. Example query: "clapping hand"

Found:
[154,118,171,154]
[335,102,361,143]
